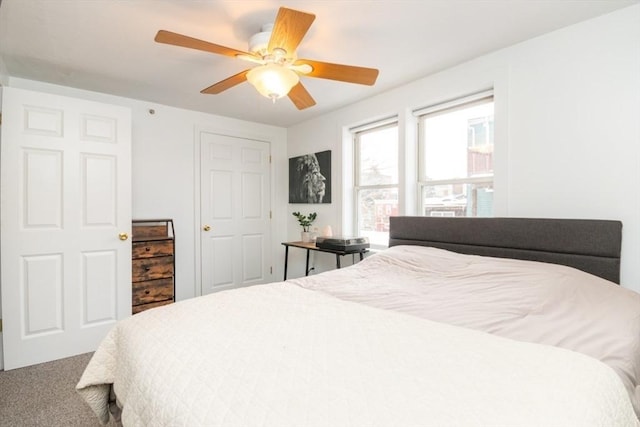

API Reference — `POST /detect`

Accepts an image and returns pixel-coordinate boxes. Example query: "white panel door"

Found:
[200,131,271,294]
[1,87,131,370]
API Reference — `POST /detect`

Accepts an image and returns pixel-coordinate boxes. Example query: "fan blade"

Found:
[288,82,316,110]
[268,7,315,56]
[295,59,379,85]
[155,30,252,58]
[201,70,249,94]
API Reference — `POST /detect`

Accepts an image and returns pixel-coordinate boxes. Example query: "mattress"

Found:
[77,275,638,426]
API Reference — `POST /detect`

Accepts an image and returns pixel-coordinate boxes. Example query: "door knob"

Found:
[119,232,129,241]
[203,225,211,232]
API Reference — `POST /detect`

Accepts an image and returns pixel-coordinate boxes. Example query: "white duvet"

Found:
[78,278,638,426]
[290,245,640,417]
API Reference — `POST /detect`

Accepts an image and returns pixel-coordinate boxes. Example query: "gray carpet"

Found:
[0,352,115,427]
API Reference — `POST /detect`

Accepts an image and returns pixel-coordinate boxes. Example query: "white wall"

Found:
[287,5,640,291]
[4,78,288,302]
[0,55,8,86]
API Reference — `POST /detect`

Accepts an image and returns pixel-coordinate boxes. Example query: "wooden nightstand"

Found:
[132,219,175,314]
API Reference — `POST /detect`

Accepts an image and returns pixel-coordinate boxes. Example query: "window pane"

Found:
[422,101,494,181]
[422,182,493,217]
[358,126,398,186]
[357,187,398,247]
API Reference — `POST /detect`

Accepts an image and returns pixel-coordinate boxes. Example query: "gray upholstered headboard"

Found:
[389,217,622,283]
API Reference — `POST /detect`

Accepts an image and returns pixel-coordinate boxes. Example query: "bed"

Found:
[77,217,640,426]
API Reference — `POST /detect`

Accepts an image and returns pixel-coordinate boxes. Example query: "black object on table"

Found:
[282,241,369,280]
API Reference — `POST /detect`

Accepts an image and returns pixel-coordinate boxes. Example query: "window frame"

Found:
[352,118,399,249]
[415,91,494,217]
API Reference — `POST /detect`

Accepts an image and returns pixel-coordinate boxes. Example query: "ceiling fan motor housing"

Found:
[248,23,274,56]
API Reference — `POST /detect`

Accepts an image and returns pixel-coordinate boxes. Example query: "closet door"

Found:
[199,131,271,294]
[1,87,132,369]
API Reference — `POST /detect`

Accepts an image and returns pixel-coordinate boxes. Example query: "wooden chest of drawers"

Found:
[132,219,175,314]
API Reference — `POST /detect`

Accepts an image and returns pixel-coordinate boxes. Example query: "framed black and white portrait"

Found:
[289,150,331,204]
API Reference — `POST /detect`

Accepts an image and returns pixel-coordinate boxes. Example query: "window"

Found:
[417,92,494,217]
[353,121,398,248]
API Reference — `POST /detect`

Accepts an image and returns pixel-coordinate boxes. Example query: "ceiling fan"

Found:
[154,7,379,110]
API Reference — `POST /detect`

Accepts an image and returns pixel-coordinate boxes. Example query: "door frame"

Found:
[193,125,278,297]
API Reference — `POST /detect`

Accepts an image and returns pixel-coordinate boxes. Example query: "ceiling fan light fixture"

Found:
[247,63,299,101]
[155,7,378,110]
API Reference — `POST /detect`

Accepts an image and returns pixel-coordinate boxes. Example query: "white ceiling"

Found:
[0,0,637,127]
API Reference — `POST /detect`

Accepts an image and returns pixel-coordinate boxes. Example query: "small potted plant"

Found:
[292,211,317,242]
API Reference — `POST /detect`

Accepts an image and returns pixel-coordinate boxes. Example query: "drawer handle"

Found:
[144,266,151,271]
[145,247,151,252]
[145,290,150,295]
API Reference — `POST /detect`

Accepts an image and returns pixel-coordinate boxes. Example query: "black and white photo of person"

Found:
[289,150,331,204]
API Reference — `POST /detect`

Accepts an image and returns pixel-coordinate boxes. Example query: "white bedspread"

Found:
[77,281,638,426]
